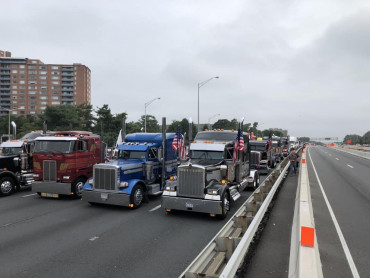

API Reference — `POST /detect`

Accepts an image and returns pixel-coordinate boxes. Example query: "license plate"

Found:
[101,193,108,200]
[41,192,58,198]
[186,202,194,208]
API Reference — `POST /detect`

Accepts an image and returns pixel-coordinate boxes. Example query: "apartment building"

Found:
[0,50,91,116]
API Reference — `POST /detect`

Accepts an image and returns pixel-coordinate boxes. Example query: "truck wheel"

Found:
[130,184,144,208]
[217,192,230,219]
[254,175,260,189]
[72,178,86,198]
[0,177,16,196]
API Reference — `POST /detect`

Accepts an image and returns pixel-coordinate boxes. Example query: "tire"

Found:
[217,191,230,219]
[130,184,144,208]
[72,177,86,198]
[253,174,260,190]
[0,177,16,196]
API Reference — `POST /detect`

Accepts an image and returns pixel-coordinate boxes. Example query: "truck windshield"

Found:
[250,145,266,152]
[191,150,224,165]
[118,150,146,160]
[34,140,76,154]
[1,147,22,155]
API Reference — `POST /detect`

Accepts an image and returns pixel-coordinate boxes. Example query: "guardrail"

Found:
[180,156,292,278]
[288,148,323,278]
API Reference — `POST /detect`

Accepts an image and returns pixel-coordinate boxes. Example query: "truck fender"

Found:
[0,171,20,188]
[120,179,146,194]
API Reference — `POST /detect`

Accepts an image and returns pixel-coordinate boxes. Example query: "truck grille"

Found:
[177,166,205,198]
[43,160,57,181]
[250,151,261,165]
[93,165,118,191]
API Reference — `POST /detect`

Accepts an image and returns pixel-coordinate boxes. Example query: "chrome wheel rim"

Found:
[134,188,143,206]
[75,181,84,197]
[223,195,230,212]
[1,181,12,194]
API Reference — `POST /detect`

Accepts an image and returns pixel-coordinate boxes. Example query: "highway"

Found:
[1,146,369,278]
[0,180,262,278]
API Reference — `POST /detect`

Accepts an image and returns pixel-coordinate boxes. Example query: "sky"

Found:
[1,0,370,140]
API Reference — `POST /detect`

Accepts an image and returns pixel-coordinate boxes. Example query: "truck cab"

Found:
[32,131,101,198]
[249,139,274,174]
[161,129,260,219]
[82,133,178,208]
[0,140,34,196]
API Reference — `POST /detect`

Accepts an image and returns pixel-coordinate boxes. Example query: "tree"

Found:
[138,115,160,133]
[168,118,197,143]
[42,105,81,130]
[362,131,370,144]
[343,134,363,145]
[298,137,310,142]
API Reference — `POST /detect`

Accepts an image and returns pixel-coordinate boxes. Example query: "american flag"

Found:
[233,128,244,164]
[172,126,186,159]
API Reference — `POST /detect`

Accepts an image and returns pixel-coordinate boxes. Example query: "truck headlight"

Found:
[33,174,39,178]
[88,178,94,184]
[165,185,176,192]
[207,189,219,195]
[119,182,129,188]
[63,176,70,180]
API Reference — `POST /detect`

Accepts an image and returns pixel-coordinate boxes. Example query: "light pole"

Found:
[144,97,160,133]
[208,113,220,129]
[0,107,17,139]
[198,76,219,131]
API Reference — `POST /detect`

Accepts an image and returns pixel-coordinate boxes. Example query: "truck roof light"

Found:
[232,129,235,132]
[221,129,224,131]
[204,129,208,131]
[213,129,216,131]
[221,180,226,185]
[170,176,174,181]
[222,141,226,144]
[193,140,197,143]
[217,129,220,131]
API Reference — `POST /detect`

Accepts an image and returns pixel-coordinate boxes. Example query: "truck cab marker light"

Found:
[129,204,134,208]
[221,180,226,185]
[166,209,171,212]
[210,214,216,217]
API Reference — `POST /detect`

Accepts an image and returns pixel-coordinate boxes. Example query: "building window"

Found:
[12,70,18,73]
[52,86,60,89]
[51,66,59,70]
[41,101,47,105]
[19,65,25,69]
[39,76,47,80]
[52,91,59,95]
[12,96,17,99]
[52,96,59,100]
[28,86,37,89]
[28,71,37,74]
[52,76,59,80]
[19,80,25,84]
[19,106,25,109]
[29,96,37,99]
[20,75,25,79]
[52,101,60,105]
[28,65,36,69]
[52,81,59,85]
[12,111,17,115]
[12,91,17,94]
[40,81,47,85]
[40,71,47,75]
[40,91,48,95]
[19,70,25,74]
[40,96,48,100]
[40,66,47,70]
[11,65,18,69]
[29,91,36,95]
[19,85,25,89]
[31,60,38,64]
[30,111,36,114]
[52,71,59,75]
[40,106,46,110]
[12,85,17,89]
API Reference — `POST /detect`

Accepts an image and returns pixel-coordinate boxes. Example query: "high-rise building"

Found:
[0,50,91,116]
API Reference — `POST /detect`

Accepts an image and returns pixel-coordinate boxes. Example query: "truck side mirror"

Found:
[158,147,163,161]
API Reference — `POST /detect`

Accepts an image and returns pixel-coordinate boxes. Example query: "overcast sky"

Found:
[2,0,370,140]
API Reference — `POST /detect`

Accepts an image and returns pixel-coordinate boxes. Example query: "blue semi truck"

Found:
[81,132,178,208]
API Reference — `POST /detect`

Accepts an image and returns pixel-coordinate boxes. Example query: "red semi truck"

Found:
[32,131,102,198]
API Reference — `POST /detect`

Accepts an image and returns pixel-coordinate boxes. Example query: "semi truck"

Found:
[249,139,274,174]
[161,128,260,219]
[32,131,102,198]
[82,132,178,208]
[0,140,34,196]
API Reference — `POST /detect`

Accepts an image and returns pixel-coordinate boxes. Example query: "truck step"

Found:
[147,183,163,196]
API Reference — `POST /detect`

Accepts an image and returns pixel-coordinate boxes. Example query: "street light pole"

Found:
[197,76,219,132]
[144,97,160,133]
[0,107,17,139]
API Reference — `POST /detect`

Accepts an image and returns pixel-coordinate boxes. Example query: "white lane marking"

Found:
[149,205,161,212]
[347,164,354,169]
[308,149,360,278]
[336,158,339,160]
[89,236,99,241]
[21,193,37,198]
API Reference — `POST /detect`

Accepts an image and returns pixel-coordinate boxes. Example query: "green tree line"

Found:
[343,132,370,145]
[0,104,286,146]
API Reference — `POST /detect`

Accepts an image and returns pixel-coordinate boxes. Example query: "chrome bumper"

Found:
[161,196,222,214]
[82,190,131,207]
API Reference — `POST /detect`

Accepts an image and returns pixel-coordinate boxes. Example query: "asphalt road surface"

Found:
[307,146,370,277]
[0,176,267,278]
